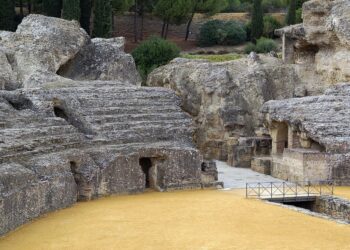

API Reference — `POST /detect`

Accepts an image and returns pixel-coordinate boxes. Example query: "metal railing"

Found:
[246,180,334,201]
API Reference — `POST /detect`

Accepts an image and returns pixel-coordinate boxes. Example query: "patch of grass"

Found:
[181,53,242,62]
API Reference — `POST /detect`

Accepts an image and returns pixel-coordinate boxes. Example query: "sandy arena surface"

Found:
[1,188,350,250]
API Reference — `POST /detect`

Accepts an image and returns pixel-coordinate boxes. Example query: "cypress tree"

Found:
[43,0,62,17]
[93,0,112,38]
[251,0,264,42]
[62,0,81,21]
[80,0,92,34]
[286,0,297,25]
[0,0,15,31]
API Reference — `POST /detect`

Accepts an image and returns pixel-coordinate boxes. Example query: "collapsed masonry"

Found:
[244,0,350,183]
[275,0,350,94]
[259,83,350,185]
[0,15,220,236]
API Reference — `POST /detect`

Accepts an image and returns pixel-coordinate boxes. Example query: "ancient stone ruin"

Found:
[260,83,350,185]
[0,15,220,235]
[276,0,350,94]
[148,0,350,186]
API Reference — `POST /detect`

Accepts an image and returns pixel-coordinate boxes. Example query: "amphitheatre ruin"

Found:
[1,0,350,249]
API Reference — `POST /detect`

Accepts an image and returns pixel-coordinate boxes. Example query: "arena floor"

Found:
[1,188,350,250]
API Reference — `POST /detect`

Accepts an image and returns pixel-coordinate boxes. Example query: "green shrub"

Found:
[223,21,247,45]
[132,37,180,81]
[198,20,225,47]
[244,42,257,54]
[255,37,278,53]
[244,38,278,54]
[198,20,246,47]
[263,15,282,38]
[296,8,303,23]
[245,21,252,41]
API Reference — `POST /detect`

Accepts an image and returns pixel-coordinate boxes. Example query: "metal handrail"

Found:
[246,180,334,200]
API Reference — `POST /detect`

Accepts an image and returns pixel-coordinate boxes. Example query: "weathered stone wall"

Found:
[0,15,141,89]
[313,196,350,223]
[148,56,301,161]
[0,15,218,236]
[276,0,350,94]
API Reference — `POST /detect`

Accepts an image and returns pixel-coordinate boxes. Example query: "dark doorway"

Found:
[54,106,69,121]
[70,161,80,185]
[139,157,152,188]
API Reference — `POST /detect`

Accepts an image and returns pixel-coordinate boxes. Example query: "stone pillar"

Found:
[282,34,295,64]
[288,126,301,149]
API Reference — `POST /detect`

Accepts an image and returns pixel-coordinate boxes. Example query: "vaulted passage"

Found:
[140,158,152,188]
[54,106,69,121]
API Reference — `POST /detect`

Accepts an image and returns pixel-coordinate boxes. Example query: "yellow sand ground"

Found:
[334,186,350,200]
[1,189,350,250]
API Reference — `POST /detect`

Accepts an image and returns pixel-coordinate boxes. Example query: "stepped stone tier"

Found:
[259,83,350,185]
[0,15,219,236]
[276,0,350,94]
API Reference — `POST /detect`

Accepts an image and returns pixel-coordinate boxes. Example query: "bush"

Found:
[263,15,282,38]
[198,20,225,47]
[224,21,247,45]
[132,37,180,81]
[198,20,246,47]
[256,37,278,53]
[245,21,252,41]
[296,8,303,23]
[244,38,278,54]
[244,42,257,54]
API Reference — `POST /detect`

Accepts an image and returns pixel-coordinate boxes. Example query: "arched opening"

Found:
[54,106,69,121]
[139,157,152,188]
[271,122,288,154]
[70,161,80,185]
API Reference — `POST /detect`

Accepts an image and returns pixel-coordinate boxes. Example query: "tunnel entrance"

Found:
[278,200,316,210]
[54,106,69,121]
[139,157,153,188]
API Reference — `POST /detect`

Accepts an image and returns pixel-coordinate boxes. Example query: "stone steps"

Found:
[82,106,180,116]
[0,133,85,157]
[0,125,79,140]
[1,117,67,129]
[78,98,177,108]
[86,112,189,124]
[93,119,192,131]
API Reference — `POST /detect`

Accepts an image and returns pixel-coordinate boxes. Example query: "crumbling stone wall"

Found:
[313,196,350,223]
[0,15,219,236]
[276,0,350,94]
[262,83,350,183]
[148,56,301,161]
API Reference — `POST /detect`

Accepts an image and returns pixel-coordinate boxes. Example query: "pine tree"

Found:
[0,0,15,31]
[286,0,297,25]
[80,0,92,34]
[93,0,112,38]
[62,0,81,21]
[43,0,62,17]
[251,0,264,42]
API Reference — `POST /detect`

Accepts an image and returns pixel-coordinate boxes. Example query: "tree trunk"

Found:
[185,0,198,41]
[19,0,24,18]
[161,20,166,38]
[164,22,169,39]
[133,0,138,43]
[140,4,144,40]
[28,0,32,14]
[111,12,115,36]
[185,12,195,41]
